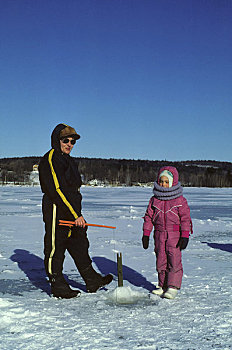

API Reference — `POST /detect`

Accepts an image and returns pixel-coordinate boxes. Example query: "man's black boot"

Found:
[50,274,81,299]
[80,265,113,293]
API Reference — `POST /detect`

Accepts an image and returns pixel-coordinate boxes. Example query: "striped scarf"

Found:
[153,181,183,200]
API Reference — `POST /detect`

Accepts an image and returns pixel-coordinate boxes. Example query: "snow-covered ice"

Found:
[106,286,150,305]
[0,186,232,349]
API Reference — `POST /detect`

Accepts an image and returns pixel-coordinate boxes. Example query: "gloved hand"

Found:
[142,235,149,249]
[176,237,189,250]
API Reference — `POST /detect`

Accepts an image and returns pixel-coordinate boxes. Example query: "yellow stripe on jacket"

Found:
[48,203,57,275]
[48,149,78,219]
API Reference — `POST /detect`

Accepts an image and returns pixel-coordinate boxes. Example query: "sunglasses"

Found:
[61,138,76,145]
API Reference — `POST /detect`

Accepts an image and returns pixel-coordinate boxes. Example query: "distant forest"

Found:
[0,156,232,187]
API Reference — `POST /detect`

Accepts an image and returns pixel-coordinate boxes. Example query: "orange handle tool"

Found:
[59,220,116,229]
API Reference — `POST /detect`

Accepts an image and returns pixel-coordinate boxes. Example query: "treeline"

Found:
[77,158,232,187]
[0,156,232,187]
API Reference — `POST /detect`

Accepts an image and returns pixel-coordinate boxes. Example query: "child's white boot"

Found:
[163,287,178,299]
[151,286,164,296]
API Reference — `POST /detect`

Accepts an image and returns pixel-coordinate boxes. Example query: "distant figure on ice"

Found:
[142,166,192,299]
[39,123,113,298]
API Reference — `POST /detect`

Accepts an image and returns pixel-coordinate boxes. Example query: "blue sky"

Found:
[0,0,231,161]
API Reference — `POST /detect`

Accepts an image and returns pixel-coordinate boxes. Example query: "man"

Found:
[39,123,113,298]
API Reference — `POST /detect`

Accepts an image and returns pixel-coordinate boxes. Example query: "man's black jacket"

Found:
[39,123,82,221]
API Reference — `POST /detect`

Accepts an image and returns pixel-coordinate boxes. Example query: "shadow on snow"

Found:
[93,256,155,292]
[7,249,154,295]
[10,249,50,295]
[10,249,87,295]
[202,242,232,253]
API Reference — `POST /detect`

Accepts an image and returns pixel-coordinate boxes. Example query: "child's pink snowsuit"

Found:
[143,166,191,289]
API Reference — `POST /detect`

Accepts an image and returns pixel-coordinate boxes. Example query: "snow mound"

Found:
[106,286,148,305]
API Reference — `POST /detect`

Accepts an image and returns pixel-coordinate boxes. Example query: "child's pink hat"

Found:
[158,166,179,187]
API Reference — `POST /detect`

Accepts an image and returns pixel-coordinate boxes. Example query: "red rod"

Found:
[59,220,116,229]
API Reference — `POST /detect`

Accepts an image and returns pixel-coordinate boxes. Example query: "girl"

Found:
[142,166,192,299]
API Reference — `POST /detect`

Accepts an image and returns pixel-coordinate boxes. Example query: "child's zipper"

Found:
[164,201,166,231]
